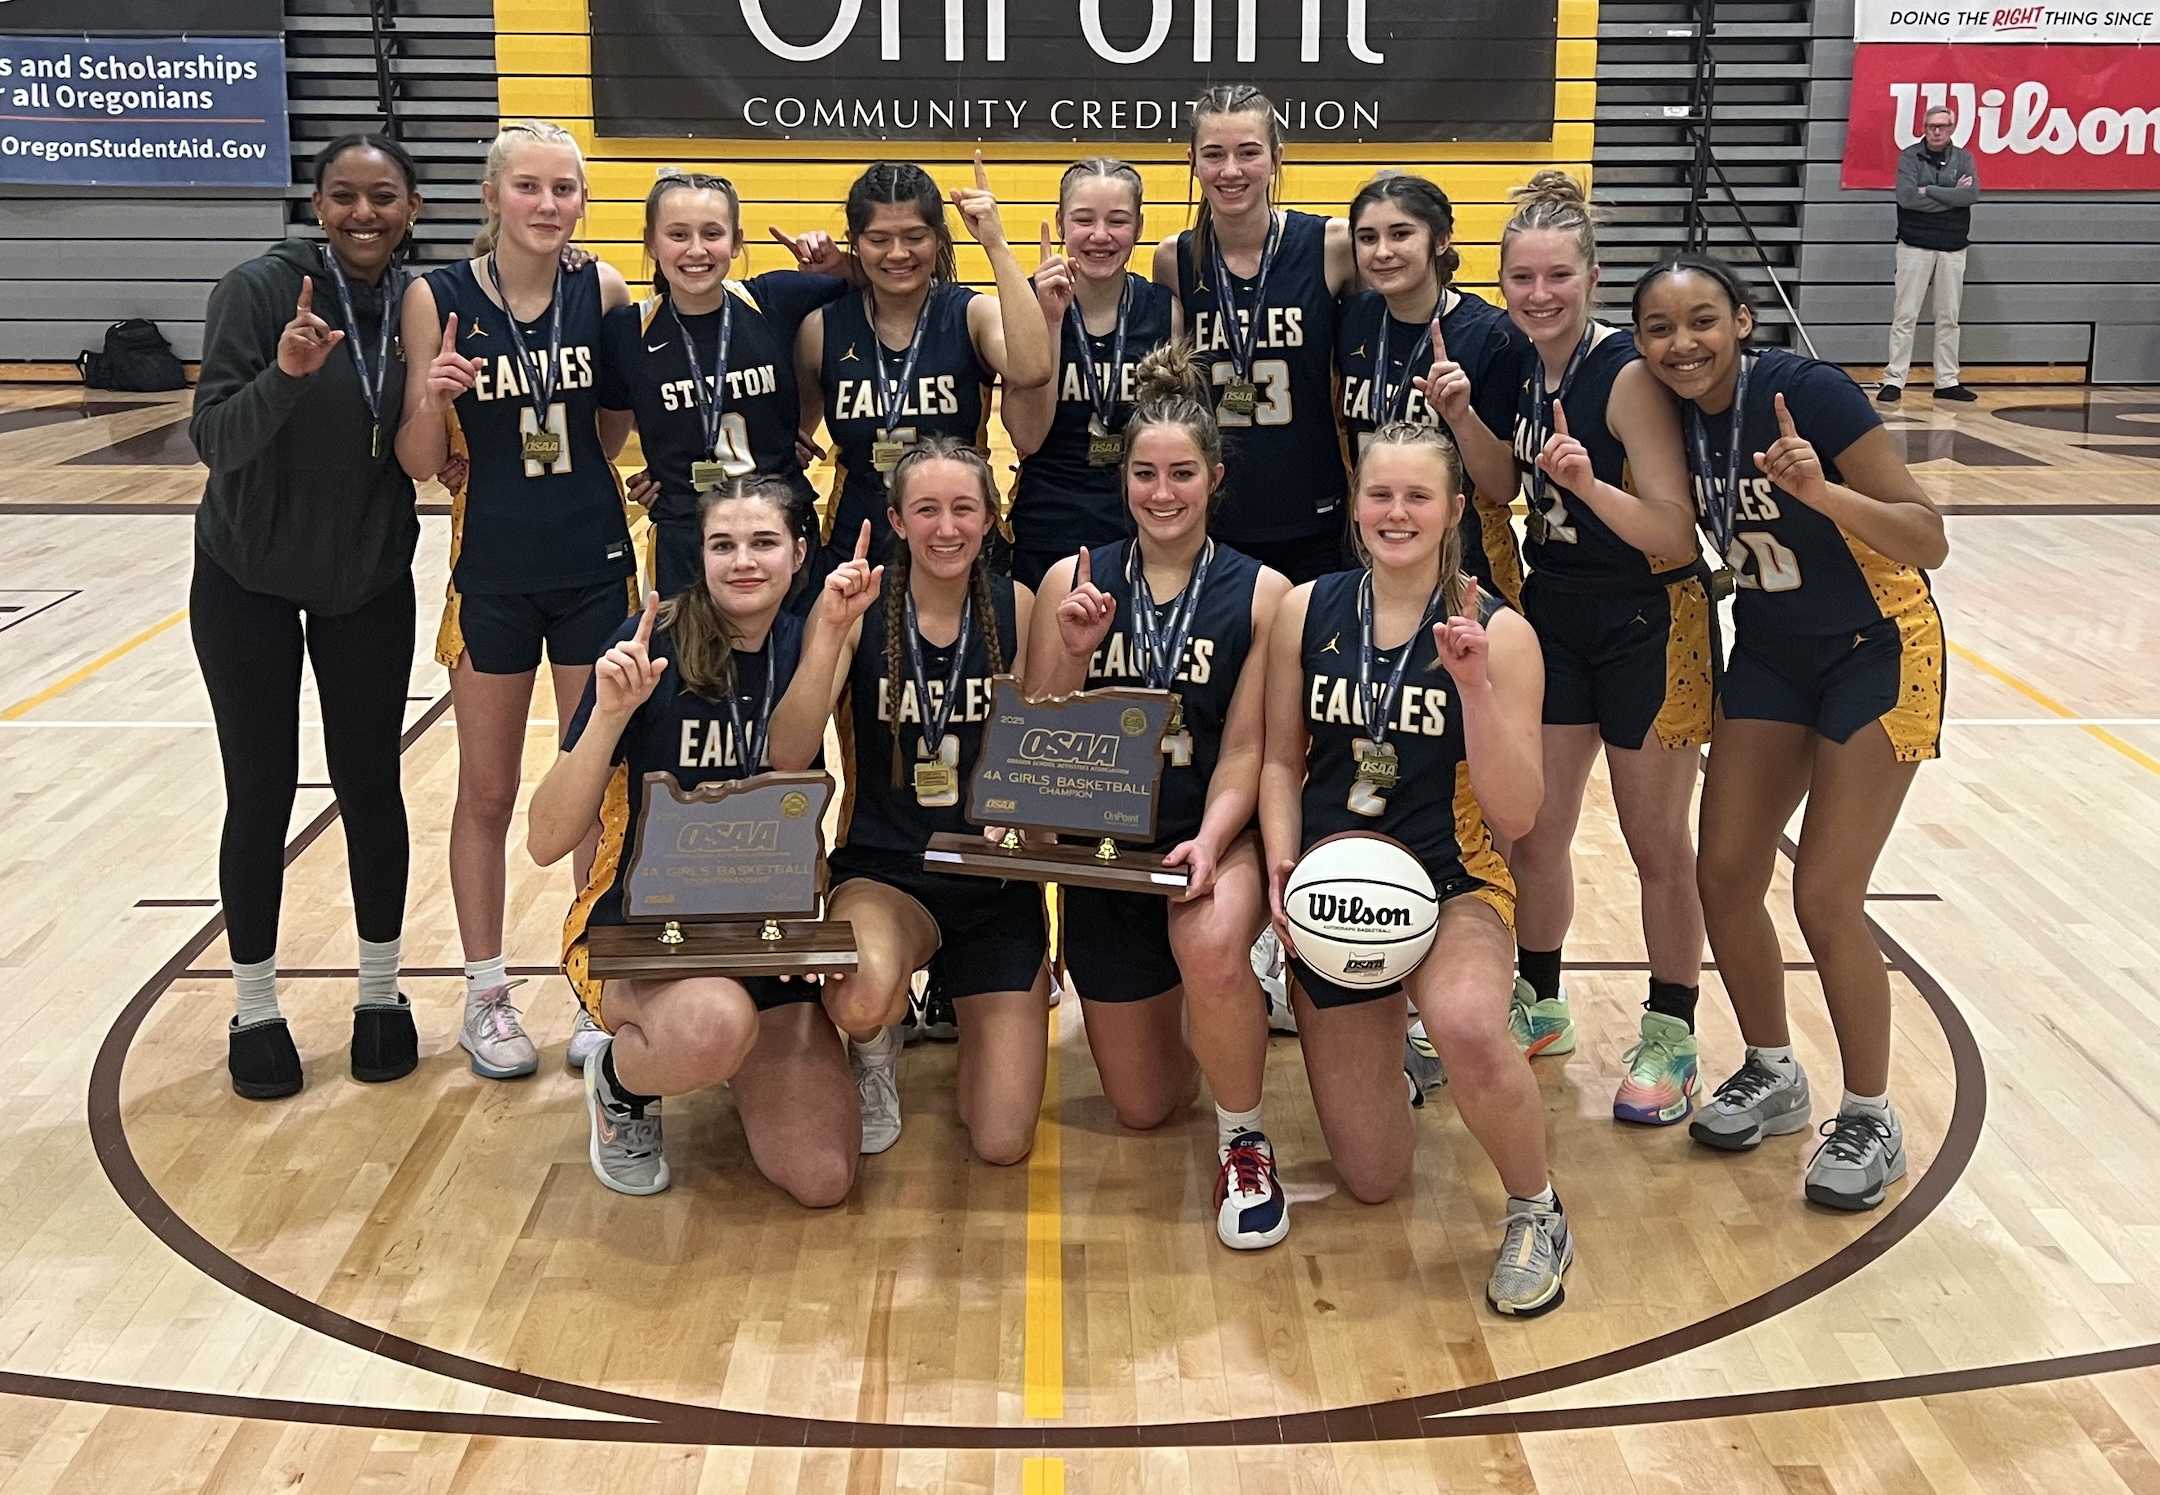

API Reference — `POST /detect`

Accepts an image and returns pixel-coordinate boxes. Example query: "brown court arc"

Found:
[75,688,2003,1449]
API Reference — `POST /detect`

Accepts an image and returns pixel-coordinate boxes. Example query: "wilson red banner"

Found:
[1842,2,2160,192]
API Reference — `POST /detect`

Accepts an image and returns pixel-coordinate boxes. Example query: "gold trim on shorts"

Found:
[1652,574,1716,749]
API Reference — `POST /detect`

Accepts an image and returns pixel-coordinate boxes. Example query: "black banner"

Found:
[591,0,1557,143]
[0,0,282,32]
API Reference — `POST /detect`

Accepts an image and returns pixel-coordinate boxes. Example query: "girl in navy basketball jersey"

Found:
[532,478,858,1205]
[1633,254,1949,1211]
[1026,342,1293,1251]
[1003,158,1180,590]
[771,438,1049,1163]
[598,170,855,600]
[1336,172,1528,610]
[1259,424,1565,1315]
[1152,85,1360,584]
[796,159,1054,574]
[397,120,636,1083]
[1451,172,1716,1127]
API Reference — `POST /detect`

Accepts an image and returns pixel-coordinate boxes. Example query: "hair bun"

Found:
[1513,169,1592,216]
[1131,339,1209,407]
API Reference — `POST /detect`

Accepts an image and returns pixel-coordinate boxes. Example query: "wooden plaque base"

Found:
[586,919,858,979]
[923,833,1190,896]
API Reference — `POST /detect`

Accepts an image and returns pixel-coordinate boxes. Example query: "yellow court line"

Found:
[1948,640,2160,778]
[0,608,188,721]
[1021,1456,1066,1495]
[1022,996,1064,1421]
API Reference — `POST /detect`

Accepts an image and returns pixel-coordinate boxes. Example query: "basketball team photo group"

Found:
[5,0,2158,1486]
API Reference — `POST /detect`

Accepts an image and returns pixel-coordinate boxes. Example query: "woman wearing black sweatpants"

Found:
[189,134,429,1099]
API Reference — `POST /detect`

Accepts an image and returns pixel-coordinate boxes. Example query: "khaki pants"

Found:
[1885,241,1967,389]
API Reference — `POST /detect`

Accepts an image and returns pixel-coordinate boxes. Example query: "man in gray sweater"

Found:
[1880,105,1981,403]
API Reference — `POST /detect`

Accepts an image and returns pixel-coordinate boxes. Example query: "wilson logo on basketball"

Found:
[1304,893,1415,929]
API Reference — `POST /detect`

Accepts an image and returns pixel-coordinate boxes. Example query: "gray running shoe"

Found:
[459,980,538,1079]
[1404,1021,1447,1107]
[1805,1107,1906,1210]
[1487,1194,1573,1317]
[854,1035,902,1155]
[565,1005,606,1072]
[583,1038,669,1196]
[1689,1051,1812,1151]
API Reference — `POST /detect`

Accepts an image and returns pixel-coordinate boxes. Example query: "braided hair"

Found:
[879,435,1007,786]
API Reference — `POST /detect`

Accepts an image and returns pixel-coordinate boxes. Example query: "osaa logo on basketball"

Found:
[1283,833,1440,989]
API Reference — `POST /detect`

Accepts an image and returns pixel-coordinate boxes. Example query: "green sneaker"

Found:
[1612,1011,1703,1125]
[1508,977,1576,1057]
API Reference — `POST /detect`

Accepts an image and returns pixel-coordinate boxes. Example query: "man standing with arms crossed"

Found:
[1879,105,1980,404]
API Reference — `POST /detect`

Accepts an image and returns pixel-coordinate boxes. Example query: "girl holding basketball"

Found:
[397,120,637,1083]
[795,158,1054,576]
[1632,253,1947,1210]
[1449,171,1714,1127]
[1003,157,1179,590]
[1025,341,1293,1250]
[597,170,856,600]
[534,477,858,1205]
[1153,85,1359,586]
[1260,422,1567,1317]
[770,438,1048,1162]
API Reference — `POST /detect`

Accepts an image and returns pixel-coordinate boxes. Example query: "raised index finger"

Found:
[441,311,459,349]
[1074,546,1091,589]
[634,588,660,645]
[1429,315,1448,366]
[853,518,872,564]
[1774,390,1798,439]
[973,150,990,192]
[767,224,803,260]
[297,276,315,316]
[1551,399,1570,437]
[1040,222,1054,266]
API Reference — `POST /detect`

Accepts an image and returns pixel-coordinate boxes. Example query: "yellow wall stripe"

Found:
[1022,998,1064,1420]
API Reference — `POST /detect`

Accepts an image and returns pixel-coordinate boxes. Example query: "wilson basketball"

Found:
[1283,832,1441,989]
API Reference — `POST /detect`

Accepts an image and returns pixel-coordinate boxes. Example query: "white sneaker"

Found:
[1214,1130,1289,1249]
[460,981,538,1079]
[566,1005,607,1072]
[853,1033,902,1155]
[1254,927,1297,1035]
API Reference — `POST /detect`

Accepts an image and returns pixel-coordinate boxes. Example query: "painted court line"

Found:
[1023,998,1065,1422]
[1021,1456,1066,1493]
[0,608,188,720]
[1947,641,2160,777]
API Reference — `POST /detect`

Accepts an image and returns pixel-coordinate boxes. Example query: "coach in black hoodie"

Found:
[189,133,428,1102]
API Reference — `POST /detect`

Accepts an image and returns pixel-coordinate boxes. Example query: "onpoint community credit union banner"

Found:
[1841,0,2160,190]
[588,0,1559,143]
[0,35,288,187]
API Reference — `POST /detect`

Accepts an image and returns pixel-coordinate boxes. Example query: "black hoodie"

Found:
[189,237,419,616]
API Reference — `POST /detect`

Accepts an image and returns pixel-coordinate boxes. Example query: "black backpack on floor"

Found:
[78,318,188,392]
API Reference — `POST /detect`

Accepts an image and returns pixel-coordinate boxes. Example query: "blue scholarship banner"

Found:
[0,35,287,187]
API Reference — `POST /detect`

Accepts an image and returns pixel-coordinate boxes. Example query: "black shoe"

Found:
[351,996,419,1084]
[1935,383,1979,402]
[230,1017,302,1100]
[1875,384,1902,404]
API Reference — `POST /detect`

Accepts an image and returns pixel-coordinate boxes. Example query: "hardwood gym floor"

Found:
[1,383,2157,1492]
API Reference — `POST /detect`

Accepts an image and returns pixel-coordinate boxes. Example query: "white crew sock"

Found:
[1840,1088,1892,1120]
[464,955,507,1004]
[233,955,280,1027]
[1509,1183,1559,1210]
[357,935,403,1009]
[851,1025,898,1061]
[1216,1102,1263,1152]
[1752,1044,1798,1077]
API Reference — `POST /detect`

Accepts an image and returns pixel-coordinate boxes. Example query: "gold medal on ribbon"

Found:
[690,459,729,491]
[1221,377,1258,417]
[521,428,562,466]
[1710,566,1736,601]
[1348,737,1397,819]
[872,436,912,475]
